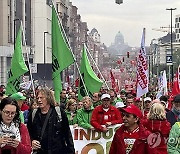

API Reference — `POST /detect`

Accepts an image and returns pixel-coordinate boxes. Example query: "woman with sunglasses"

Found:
[0,97,32,154]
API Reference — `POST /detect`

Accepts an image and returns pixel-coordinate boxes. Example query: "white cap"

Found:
[115,102,126,108]
[101,94,110,100]
[144,97,152,102]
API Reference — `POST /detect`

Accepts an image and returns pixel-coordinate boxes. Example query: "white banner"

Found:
[70,124,121,154]
[20,81,32,90]
[136,28,149,97]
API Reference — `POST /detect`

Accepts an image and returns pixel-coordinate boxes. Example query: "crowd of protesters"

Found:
[0,84,179,154]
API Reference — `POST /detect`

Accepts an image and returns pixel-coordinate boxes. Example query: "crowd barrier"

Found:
[70,124,122,154]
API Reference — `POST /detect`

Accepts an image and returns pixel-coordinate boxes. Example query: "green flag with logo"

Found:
[52,5,74,103]
[78,44,103,100]
[6,26,28,95]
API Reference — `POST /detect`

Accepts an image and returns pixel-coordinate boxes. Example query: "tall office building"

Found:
[175,14,180,42]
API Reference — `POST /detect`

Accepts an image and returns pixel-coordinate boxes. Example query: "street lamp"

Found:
[115,0,123,4]
[166,8,176,82]
[43,31,49,86]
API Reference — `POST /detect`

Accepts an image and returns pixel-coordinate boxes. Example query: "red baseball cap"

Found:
[134,97,142,102]
[121,104,142,118]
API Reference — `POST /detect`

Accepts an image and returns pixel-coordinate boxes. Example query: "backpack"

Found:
[32,106,62,123]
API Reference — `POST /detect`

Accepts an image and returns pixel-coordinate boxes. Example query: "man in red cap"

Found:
[133,97,143,110]
[109,104,152,154]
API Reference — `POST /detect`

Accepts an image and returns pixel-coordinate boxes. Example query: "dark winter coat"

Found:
[27,106,75,154]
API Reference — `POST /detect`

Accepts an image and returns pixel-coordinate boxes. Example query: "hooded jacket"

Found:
[143,119,171,154]
[168,122,180,154]
[77,105,94,129]
[65,110,78,125]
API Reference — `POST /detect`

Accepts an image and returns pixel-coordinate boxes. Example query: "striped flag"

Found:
[136,28,149,97]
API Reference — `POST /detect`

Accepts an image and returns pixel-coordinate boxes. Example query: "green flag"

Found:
[78,44,103,100]
[6,26,28,95]
[52,5,74,103]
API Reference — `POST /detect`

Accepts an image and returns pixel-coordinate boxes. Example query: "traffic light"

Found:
[127,52,129,58]
[122,57,124,62]
[115,0,123,4]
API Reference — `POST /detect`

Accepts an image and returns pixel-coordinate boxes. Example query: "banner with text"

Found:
[70,124,121,154]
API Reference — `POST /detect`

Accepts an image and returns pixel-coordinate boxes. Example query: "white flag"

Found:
[20,81,32,90]
[162,70,168,95]
[136,28,149,97]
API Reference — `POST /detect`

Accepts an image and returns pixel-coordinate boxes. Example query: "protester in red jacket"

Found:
[143,103,171,154]
[109,104,153,154]
[91,94,122,132]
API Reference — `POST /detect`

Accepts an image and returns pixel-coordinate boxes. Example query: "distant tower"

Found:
[90,28,101,43]
[115,31,124,45]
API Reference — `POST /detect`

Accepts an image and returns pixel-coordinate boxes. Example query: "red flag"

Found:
[168,71,180,110]
[110,70,119,92]
[75,78,79,87]
[110,70,116,89]
[171,72,180,96]
[97,73,101,79]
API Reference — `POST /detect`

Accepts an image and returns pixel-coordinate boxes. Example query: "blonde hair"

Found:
[66,99,76,111]
[147,103,166,120]
[81,96,92,104]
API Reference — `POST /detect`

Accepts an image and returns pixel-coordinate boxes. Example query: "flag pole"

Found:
[85,44,110,90]
[51,1,89,97]
[20,21,36,97]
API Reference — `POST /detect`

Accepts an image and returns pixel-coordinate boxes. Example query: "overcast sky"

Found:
[72,0,180,47]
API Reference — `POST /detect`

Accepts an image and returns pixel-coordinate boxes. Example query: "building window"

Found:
[178,23,179,28]
[8,0,10,6]
[176,18,178,22]
[179,17,180,22]
[177,34,179,39]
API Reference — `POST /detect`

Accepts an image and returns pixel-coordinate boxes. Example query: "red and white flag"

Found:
[110,70,119,92]
[136,28,149,97]
[178,65,180,89]
[171,71,180,96]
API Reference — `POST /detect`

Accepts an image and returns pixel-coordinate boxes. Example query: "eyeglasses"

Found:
[2,110,17,117]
